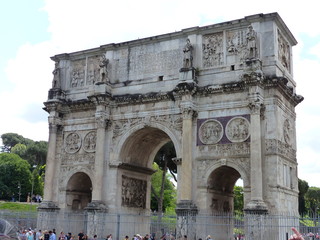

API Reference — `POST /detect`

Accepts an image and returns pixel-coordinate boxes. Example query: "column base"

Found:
[85,200,108,211]
[37,201,60,211]
[244,199,268,214]
[175,201,198,240]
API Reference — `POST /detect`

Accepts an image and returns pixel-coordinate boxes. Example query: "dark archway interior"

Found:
[119,127,172,167]
[66,172,92,210]
[207,166,241,213]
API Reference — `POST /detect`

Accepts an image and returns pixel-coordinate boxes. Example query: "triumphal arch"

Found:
[39,13,303,240]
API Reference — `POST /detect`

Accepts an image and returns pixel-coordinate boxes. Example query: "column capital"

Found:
[95,114,110,129]
[181,106,197,120]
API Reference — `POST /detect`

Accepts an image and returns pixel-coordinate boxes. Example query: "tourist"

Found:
[49,231,56,240]
[44,231,50,240]
[106,234,112,240]
[59,232,66,240]
[66,233,72,240]
[123,236,129,240]
[78,231,84,240]
[36,230,42,240]
[289,227,304,240]
[26,230,33,240]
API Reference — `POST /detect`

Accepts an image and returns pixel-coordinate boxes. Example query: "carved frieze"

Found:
[278,29,291,72]
[199,119,223,144]
[83,131,97,152]
[87,56,100,85]
[202,32,224,68]
[121,175,147,209]
[265,139,296,160]
[226,117,250,143]
[112,114,182,141]
[64,132,82,153]
[61,152,95,165]
[198,142,250,156]
[71,59,86,88]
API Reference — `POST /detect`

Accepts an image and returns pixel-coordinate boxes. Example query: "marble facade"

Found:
[38,13,303,240]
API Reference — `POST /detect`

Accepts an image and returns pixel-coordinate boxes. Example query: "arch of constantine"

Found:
[38,13,303,240]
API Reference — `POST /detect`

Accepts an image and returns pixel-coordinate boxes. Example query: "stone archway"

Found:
[207,166,241,213]
[66,172,92,211]
[116,126,177,212]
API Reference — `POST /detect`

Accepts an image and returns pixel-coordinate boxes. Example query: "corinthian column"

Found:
[245,97,267,212]
[180,105,196,201]
[42,112,61,208]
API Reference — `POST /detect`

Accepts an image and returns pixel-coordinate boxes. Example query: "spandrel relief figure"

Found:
[99,54,109,83]
[183,38,193,68]
[52,61,61,88]
[246,25,258,59]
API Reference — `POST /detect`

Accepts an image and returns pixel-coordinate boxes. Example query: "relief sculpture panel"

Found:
[121,175,147,209]
[199,120,223,144]
[202,32,224,68]
[278,29,291,72]
[65,132,82,154]
[70,59,86,88]
[83,131,97,152]
[226,117,250,143]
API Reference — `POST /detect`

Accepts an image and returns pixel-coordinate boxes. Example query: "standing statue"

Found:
[246,25,258,59]
[183,38,193,68]
[99,54,109,83]
[52,61,61,88]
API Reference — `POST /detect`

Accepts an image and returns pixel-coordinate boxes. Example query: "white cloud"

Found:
[1,0,320,187]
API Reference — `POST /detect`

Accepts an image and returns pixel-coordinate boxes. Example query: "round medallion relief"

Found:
[199,119,223,144]
[83,131,97,152]
[226,117,250,143]
[65,132,82,153]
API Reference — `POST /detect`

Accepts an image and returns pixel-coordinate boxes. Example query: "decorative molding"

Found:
[198,142,250,157]
[265,139,296,160]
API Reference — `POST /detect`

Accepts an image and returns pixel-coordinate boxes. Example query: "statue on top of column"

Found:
[99,54,109,83]
[183,38,193,69]
[246,25,258,59]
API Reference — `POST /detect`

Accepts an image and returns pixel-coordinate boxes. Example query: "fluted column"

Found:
[180,105,196,201]
[245,93,267,212]
[43,113,61,204]
[92,106,108,202]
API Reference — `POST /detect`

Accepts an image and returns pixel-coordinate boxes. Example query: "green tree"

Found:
[1,133,33,152]
[0,153,32,201]
[24,141,48,166]
[154,141,177,182]
[11,143,27,157]
[151,163,176,212]
[234,186,244,213]
[305,187,320,217]
[298,179,309,216]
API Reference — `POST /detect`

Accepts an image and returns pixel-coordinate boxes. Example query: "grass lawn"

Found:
[0,201,38,212]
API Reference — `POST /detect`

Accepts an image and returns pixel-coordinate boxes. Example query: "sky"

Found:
[0,0,320,187]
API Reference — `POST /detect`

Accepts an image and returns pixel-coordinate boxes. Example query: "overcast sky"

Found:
[0,0,319,187]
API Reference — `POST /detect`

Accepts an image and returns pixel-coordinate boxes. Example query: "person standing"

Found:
[36,230,42,240]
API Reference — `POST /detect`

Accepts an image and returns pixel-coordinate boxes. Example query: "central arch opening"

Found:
[118,126,178,212]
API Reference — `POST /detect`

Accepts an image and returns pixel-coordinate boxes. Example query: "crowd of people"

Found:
[16,227,312,240]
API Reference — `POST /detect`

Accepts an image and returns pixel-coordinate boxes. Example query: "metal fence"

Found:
[1,211,320,240]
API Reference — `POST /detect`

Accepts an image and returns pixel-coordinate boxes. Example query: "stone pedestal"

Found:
[176,200,198,240]
[85,201,108,239]
[37,201,60,231]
